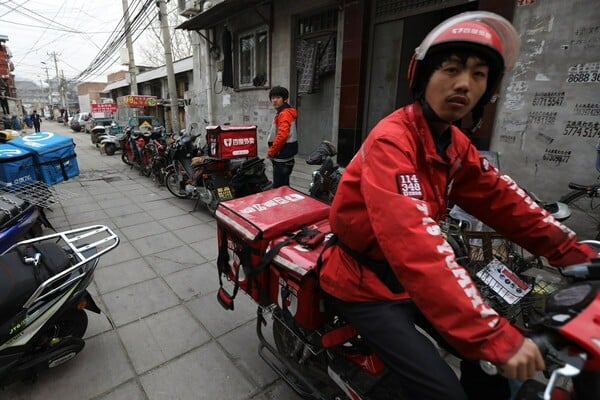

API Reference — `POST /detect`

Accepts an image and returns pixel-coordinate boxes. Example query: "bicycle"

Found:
[559,143,600,240]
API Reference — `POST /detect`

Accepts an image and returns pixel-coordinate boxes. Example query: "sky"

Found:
[0,0,160,85]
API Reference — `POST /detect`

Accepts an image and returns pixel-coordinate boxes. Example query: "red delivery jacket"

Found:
[320,102,596,364]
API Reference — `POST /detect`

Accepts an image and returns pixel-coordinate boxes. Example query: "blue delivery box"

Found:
[9,132,79,185]
[0,143,38,188]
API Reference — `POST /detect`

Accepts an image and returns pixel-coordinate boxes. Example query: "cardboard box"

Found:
[9,132,79,185]
[206,124,257,159]
[0,143,38,188]
[215,186,330,306]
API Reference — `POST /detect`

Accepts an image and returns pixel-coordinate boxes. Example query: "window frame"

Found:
[236,24,270,89]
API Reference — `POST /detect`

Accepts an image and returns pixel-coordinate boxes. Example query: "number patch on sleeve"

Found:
[396,173,423,198]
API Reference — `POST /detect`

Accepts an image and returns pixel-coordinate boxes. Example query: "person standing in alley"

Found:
[267,86,298,188]
[31,110,41,132]
[0,78,9,115]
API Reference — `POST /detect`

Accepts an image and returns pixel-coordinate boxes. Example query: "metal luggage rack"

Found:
[0,180,77,208]
[2,225,119,309]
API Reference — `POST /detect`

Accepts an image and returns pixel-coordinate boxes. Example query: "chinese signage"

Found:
[91,103,117,113]
[116,95,158,108]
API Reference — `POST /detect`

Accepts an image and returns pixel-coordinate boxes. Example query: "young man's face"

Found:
[424,55,488,123]
[270,95,285,110]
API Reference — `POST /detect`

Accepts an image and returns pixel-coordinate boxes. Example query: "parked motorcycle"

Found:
[120,127,156,176]
[306,141,343,203]
[0,225,119,386]
[0,192,50,254]
[164,131,271,213]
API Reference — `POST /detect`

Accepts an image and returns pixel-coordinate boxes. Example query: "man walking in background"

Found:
[266,86,298,188]
[31,109,41,132]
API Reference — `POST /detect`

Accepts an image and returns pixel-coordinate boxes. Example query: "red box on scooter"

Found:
[206,124,257,159]
[269,219,330,329]
[215,187,329,307]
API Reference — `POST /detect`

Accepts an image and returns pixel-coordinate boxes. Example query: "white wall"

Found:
[491,0,600,201]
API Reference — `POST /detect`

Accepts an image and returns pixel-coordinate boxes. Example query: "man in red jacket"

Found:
[267,86,298,188]
[319,11,597,400]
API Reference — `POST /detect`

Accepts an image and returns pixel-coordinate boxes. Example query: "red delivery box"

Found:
[206,124,257,159]
[269,218,331,329]
[215,186,330,309]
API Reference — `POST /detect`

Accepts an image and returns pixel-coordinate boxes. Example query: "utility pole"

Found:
[122,0,138,95]
[60,70,68,114]
[158,0,180,133]
[41,63,52,115]
[48,51,67,113]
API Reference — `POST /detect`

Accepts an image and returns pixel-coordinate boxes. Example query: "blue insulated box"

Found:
[9,132,79,185]
[0,143,38,188]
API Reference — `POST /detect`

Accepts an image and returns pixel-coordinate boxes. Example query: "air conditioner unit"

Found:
[180,0,202,18]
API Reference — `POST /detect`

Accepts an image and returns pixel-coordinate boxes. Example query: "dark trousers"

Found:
[328,297,511,400]
[271,159,295,188]
[0,98,8,114]
[33,122,41,132]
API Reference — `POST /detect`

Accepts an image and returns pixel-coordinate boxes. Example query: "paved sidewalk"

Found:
[3,123,303,400]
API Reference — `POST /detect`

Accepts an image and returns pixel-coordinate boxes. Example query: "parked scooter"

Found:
[0,225,119,386]
[164,131,271,213]
[306,141,343,203]
[0,192,50,254]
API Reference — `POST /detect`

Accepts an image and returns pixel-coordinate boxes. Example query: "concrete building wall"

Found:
[491,0,600,200]
[187,0,338,156]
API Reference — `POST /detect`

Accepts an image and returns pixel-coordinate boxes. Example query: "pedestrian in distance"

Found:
[0,78,9,115]
[31,109,41,132]
[318,11,598,400]
[266,86,298,188]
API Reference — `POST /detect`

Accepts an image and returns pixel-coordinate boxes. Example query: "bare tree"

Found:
[138,2,192,66]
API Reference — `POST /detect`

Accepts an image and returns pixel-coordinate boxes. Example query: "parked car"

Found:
[69,113,90,132]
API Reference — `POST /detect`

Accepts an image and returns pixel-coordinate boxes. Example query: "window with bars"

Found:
[237,26,269,88]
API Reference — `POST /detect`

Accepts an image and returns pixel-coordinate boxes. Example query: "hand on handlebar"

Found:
[499,338,545,381]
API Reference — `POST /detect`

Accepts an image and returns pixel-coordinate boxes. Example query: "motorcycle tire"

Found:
[165,170,188,199]
[104,143,116,156]
[34,308,88,345]
[272,309,343,399]
[121,150,133,166]
[141,149,153,177]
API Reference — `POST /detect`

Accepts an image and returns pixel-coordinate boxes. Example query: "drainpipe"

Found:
[202,28,215,125]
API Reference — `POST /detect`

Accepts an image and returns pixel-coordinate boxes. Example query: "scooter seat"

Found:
[0,194,26,226]
[0,242,70,320]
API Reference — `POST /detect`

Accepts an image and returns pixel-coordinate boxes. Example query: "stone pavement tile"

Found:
[118,305,211,374]
[158,213,203,230]
[95,257,157,293]
[145,245,206,276]
[138,198,175,211]
[255,380,304,400]
[4,331,134,400]
[65,209,110,226]
[120,221,167,241]
[59,194,96,207]
[96,381,146,400]
[99,241,141,267]
[113,211,150,229]
[84,309,113,338]
[191,237,219,262]
[171,222,216,244]
[139,342,255,400]
[61,201,97,214]
[145,202,189,220]
[186,288,257,337]
[102,278,180,326]
[101,201,144,217]
[218,321,279,388]
[48,215,70,230]
[130,232,183,256]
[127,189,170,204]
[163,262,217,300]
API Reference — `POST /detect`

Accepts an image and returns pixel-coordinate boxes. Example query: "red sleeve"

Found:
[268,109,293,157]
[360,132,523,364]
[450,143,597,266]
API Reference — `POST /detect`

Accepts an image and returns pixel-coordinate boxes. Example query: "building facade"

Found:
[176,0,599,202]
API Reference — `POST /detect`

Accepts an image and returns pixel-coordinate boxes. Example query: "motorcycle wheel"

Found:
[141,149,153,177]
[272,309,342,399]
[33,308,88,346]
[121,150,133,166]
[104,143,116,156]
[165,170,188,199]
